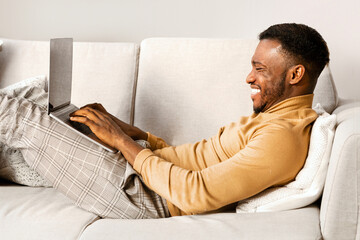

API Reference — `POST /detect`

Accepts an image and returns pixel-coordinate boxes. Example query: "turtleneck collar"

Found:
[263,94,314,114]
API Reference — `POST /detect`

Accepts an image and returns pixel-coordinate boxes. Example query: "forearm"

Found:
[115,134,145,166]
[110,116,148,141]
[133,127,148,141]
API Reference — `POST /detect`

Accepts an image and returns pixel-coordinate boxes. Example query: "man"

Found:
[0,23,329,218]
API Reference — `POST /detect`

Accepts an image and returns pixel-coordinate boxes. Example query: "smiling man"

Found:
[0,23,329,218]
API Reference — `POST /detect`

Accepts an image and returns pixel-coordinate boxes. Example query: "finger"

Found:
[70,108,88,118]
[70,116,101,134]
[81,103,107,113]
[71,107,105,121]
[88,107,108,120]
[69,110,77,117]
[80,104,108,117]
[70,115,94,127]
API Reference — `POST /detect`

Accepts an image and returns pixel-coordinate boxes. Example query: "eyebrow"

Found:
[251,60,266,67]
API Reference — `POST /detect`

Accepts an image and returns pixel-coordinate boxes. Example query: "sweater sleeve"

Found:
[146,132,170,151]
[134,126,307,216]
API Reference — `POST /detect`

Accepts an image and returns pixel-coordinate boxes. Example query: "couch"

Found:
[0,37,359,240]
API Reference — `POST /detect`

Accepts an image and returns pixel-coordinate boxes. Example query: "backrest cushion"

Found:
[134,38,338,145]
[0,38,139,123]
[313,67,338,113]
[72,42,139,123]
[135,38,256,145]
[0,39,49,88]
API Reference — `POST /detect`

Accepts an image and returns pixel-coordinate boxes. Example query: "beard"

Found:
[253,72,286,114]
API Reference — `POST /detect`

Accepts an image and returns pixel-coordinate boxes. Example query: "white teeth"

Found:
[251,89,260,94]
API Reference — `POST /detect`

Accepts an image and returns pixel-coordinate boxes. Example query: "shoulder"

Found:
[250,120,307,162]
[252,119,298,142]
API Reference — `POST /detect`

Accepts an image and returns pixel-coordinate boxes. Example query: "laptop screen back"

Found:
[48,38,73,113]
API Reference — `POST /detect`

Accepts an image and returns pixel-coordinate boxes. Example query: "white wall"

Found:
[0,0,359,100]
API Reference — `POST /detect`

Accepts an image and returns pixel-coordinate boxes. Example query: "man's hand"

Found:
[69,104,145,165]
[70,106,127,150]
[78,103,148,140]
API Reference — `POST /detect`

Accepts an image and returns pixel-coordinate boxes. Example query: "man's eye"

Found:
[256,68,263,71]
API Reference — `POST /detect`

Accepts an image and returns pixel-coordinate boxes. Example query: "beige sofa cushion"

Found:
[80,205,321,240]
[0,39,49,88]
[0,38,139,123]
[72,42,139,123]
[0,180,98,240]
[320,106,360,239]
[313,67,338,113]
[134,38,257,145]
[134,38,337,146]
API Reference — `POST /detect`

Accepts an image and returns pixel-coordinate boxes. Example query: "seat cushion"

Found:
[80,205,321,240]
[0,181,98,240]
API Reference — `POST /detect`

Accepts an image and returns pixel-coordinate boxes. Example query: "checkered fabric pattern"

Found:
[0,93,170,219]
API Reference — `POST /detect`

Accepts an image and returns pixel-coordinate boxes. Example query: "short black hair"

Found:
[259,23,329,82]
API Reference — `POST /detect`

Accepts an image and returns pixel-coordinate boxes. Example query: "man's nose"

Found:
[246,70,255,84]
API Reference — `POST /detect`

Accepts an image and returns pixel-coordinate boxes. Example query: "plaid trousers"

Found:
[0,93,170,219]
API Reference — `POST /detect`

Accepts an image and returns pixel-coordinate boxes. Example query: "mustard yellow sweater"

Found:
[133,94,318,216]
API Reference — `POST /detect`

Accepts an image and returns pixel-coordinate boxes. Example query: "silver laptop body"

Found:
[48,38,117,153]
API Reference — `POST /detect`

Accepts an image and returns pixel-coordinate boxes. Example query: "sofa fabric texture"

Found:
[135,38,256,146]
[313,67,338,114]
[0,180,98,240]
[79,205,321,240]
[320,107,360,240]
[71,42,140,124]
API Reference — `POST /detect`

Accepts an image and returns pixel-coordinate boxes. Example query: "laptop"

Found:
[48,38,117,153]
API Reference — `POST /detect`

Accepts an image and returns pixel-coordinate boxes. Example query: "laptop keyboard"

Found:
[70,121,93,135]
[54,106,93,135]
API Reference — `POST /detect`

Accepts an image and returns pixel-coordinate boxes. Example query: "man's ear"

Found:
[289,65,305,85]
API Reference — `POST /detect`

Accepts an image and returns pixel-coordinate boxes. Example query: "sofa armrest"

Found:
[320,105,360,240]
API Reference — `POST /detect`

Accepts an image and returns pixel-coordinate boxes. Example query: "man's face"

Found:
[246,39,289,113]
